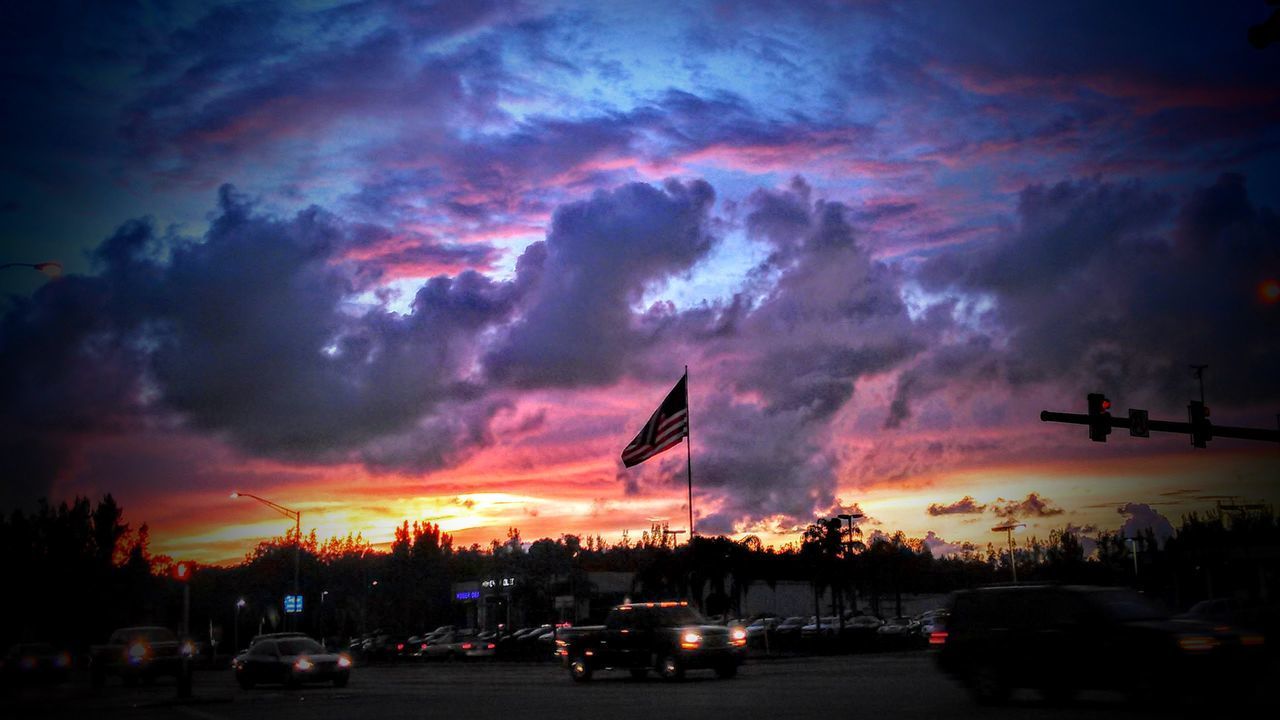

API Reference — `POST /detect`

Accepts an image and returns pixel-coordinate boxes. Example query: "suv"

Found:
[935,584,1265,705]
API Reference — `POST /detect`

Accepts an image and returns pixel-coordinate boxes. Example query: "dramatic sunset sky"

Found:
[3,1,1278,564]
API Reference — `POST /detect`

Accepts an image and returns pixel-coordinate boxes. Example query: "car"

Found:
[875,616,918,645]
[1,643,72,685]
[233,636,352,689]
[556,601,746,681]
[90,626,191,687]
[935,584,1268,705]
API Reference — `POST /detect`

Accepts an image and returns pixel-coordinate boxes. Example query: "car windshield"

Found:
[278,638,326,655]
[133,628,175,643]
[1091,590,1168,621]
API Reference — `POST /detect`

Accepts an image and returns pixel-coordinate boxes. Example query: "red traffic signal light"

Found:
[1087,393,1112,442]
[174,561,193,581]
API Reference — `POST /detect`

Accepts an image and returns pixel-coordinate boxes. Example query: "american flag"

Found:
[621,373,689,468]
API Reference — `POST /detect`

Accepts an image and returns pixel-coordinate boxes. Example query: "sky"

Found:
[2,0,1278,565]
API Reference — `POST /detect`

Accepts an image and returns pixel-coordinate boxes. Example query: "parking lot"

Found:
[8,649,1257,720]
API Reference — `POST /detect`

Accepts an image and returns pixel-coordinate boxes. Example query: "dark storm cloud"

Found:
[992,493,1064,519]
[927,496,987,516]
[485,179,717,387]
[679,179,926,529]
[728,179,923,421]
[0,186,523,507]
[916,174,1280,416]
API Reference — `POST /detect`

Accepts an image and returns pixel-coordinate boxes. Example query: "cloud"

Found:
[911,173,1280,424]
[0,185,526,508]
[1117,502,1175,547]
[927,495,987,516]
[992,492,1064,519]
[921,530,974,558]
[485,179,717,388]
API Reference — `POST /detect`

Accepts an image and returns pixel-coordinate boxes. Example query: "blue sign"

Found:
[455,590,480,600]
[284,595,304,614]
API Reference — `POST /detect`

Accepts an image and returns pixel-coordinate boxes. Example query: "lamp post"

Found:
[836,513,864,627]
[231,491,301,627]
[991,522,1026,583]
[235,598,245,652]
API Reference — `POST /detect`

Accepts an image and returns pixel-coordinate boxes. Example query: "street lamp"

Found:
[231,491,302,627]
[991,522,1026,583]
[235,598,246,652]
[836,513,864,628]
[1,261,62,278]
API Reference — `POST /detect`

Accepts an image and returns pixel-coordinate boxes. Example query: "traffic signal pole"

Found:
[1040,408,1280,444]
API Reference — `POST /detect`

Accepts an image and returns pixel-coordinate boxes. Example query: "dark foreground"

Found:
[3,651,1271,720]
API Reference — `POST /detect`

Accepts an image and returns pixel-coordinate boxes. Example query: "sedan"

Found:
[233,637,352,689]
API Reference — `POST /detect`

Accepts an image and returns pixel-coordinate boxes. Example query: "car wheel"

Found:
[714,662,738,679]
[122,674,138,688]
[569,656,593,682]
[969,662,1009,706]
[333,674,349,688]
[629,668,648,680]
[237,674,256,690]
[91,668,105,689]
[657,654,685,681]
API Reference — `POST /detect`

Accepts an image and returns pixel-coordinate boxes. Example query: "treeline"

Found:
[3,496,1277,653]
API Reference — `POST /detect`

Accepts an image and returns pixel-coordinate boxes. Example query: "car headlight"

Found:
[680,631,702,649]
[730,627,747,646]
[337,655,352,669]
[55,652,71,669]
[128,642,149,664]
[181,640,197,657]
[295,657,315,671]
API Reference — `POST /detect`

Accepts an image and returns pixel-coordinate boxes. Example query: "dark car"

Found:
[233,636,352,689]
[90,626,190,687]
[935,584,1266,705]
[1,643,72,685]
[557,601,746,682]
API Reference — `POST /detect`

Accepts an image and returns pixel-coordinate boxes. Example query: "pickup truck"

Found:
[556,601,746,682]
[90,626,190,687]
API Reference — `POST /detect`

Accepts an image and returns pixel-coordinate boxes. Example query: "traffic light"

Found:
[1087,393,1112,442]
[1188,400,1212,448]
[173,561,193,582]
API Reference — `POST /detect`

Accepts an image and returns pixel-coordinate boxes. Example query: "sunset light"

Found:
[3,2,1278,714]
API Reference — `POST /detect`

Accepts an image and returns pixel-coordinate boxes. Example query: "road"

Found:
[1,651,1255,719]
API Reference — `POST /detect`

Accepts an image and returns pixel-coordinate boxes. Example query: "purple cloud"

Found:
[992,493,1065,519]
[927,496,987,516]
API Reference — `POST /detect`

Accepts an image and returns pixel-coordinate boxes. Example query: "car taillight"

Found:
[486,643,495,650]
[396,643,404,651]
[928,631,948,646]
[420,643,428,650]
[461,643,473,650]
[1177,635,1218,652]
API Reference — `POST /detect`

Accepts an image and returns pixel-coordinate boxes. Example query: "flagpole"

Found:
[685,365,694,538]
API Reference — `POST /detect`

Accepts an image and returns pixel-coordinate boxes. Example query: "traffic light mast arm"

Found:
[1039,411,1279,443]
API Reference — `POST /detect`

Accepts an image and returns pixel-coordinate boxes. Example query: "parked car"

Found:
[875,616,919,646]
[935,584,1267,705]
[772,616,809,648]
[556,601,746,682]
[1,643,72,685]
[233,636,352,689]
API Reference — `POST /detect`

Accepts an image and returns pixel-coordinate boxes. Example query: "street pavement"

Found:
[1,651,1259,719]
